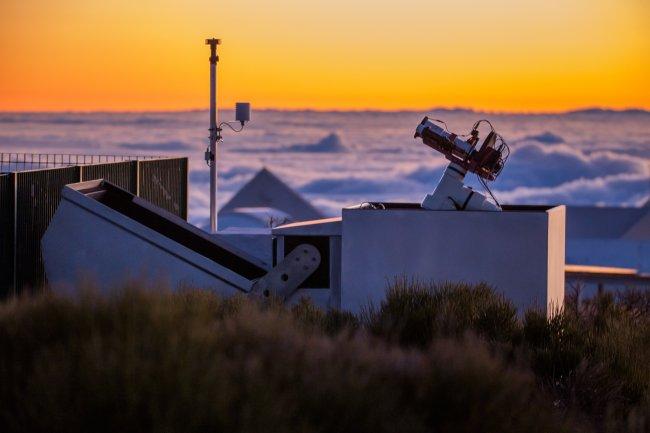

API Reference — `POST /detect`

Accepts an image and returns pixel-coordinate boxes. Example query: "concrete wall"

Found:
[340,206,565,314]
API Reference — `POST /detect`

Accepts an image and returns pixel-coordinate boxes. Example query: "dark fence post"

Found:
[0,174,15,296]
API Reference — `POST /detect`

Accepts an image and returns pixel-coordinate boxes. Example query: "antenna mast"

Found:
[206,38,221,233]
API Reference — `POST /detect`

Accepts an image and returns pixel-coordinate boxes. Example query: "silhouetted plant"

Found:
[361,277,518,348]
[522,291,650,430]
[0,280,648,433]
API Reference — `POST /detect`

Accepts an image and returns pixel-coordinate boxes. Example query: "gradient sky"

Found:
[1,0,648,112]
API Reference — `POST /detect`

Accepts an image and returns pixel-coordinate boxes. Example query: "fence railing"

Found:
[0,156,188,297]
[0,152,164,173]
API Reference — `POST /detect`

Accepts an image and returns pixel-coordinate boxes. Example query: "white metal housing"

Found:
[42,180,270,294]
[339,205,565,315]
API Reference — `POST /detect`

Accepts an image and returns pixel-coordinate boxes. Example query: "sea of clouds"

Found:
[1,109,648,227]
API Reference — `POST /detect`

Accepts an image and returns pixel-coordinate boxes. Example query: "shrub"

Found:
[290,297,359,336]
[522,292,650,431]
[2,280,647,432]
[357,278,649,431]
[361,278,518,348]
[0,286,573,433]
[616,288,650,321]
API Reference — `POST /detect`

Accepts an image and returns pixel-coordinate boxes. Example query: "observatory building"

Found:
[40,116,567,315]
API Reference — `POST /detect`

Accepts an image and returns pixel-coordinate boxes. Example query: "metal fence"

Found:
[0,175,14,294]
[139,158,189,219]
[0,156,188,296]
[0,153,163,174]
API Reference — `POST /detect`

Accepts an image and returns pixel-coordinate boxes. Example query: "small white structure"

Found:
[270,204,565,314]
[42,180,270,294]
[565,205,650,274]
[345,205,565,313]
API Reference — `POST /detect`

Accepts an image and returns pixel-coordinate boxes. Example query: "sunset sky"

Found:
[1,0,648,112]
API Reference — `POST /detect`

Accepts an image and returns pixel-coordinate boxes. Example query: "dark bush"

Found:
[0,286,573,433]
[361,278,518,348]
[1,279,648,433]
[522,292,650,431]
[357,279,649,431]
[291,297,359,335]
[616,288,650,321]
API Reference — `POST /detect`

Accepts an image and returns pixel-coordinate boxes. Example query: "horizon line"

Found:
[0,106,648,116]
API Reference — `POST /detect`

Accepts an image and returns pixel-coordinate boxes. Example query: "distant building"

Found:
[218,168,323,230]
[566,264,650,300]
[565,204,650,273]
[564,203,650,296]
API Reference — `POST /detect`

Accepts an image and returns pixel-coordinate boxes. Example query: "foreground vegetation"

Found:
[0,281,648,433]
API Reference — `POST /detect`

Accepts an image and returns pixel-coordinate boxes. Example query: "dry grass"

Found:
[0,281,647,432]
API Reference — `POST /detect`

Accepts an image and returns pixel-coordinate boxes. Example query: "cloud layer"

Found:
[1,110,647,223]
[497,141,648,189]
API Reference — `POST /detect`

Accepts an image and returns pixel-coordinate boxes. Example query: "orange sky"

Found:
[1,0,648,112]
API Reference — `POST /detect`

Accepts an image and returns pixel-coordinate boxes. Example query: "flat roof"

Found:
[273,217,342,236]
[565,264,638,275]
[565,264,650,280]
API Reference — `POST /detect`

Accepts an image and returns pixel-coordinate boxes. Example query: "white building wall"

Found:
[340,207,565,315]
[43,187,257,296]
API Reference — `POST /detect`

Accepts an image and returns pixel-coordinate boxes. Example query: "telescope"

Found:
[414,117,509,211]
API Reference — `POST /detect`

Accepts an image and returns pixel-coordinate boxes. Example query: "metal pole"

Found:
[206,38,221,233]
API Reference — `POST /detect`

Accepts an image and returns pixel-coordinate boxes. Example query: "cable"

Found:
[477,174,501,208]
[471,119,495,133]
[206,121,244,167]
[219,121,244,132]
